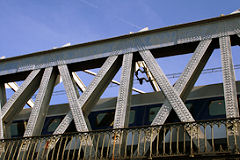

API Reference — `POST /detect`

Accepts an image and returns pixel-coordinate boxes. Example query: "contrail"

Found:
[79,0,142,29]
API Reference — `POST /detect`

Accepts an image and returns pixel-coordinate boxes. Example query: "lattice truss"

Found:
[0,14,240,156]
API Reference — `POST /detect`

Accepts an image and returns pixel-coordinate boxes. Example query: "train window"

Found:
[96,111,114,128]
[149,107,161,122]
[10,121,25,137]
[129,110,135,125]
[186,103,192,109]
[209,100,226,116]
[47,118,62,132]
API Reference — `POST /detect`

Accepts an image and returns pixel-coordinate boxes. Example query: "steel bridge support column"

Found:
[0,83,6,139]
[45,55,121,159]
[111,53,135,158]
[0,83,6,157]
[136,43,212,156]
[16,67,57,160]
[219,36,240,151]
[0,69,43,158]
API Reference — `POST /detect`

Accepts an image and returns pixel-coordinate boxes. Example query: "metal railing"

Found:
[1,118,240,159]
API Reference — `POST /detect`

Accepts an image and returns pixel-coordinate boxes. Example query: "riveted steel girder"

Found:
[219,36,239,150]
[111,53,135,157]
[139,50,195,122]
[0,14,240,78]
[2,69,43,124]
[220,36,239,118]
[54,55,121,135]
[152,39,213,126]
[138,49,212,153]
[24,67,57,137]
[114,53,135,129]
[0,84,6,139]
[133,39,213,155]
[58,64,88,132]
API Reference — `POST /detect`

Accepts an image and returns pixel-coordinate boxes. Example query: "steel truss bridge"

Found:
[0,13,240,159]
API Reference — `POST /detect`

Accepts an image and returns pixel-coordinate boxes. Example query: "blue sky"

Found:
[0,0,239,57]
[1,0,240,103]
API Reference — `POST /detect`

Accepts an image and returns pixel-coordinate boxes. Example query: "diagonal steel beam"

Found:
[6,82,35,108]
[54,55,121,135]
[2,69,43,124]
[0,56,35,108]
[152,39,213,126]
[140,50,195,122]
[17,67,57,159]
[83,70,145,94]
[58,65,88,132]
[138,48,212,154]
[24,67,57,137]
[47,55,121,158]
[72,72,86,92]
[220,36,239,118]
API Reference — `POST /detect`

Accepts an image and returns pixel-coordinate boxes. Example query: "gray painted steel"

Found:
[0,14,239,77]
[54,55,121,134]
[1,69,43,124]
[0,84,6,139]
[112,53,135,157]
[114,53,135,129]
[134,39,213,155]
[139,49,212,152]
[220,36,239,118]
[58,64,88,132]
[24,67,57,137]
[152,39,212,126]
[139,50,195,122]
[219,36,239,150]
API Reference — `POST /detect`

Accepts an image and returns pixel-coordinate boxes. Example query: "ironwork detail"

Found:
[2,69,43,124]
[24,67,57,137]
[0,84,6,139]
[152,39,212,126]
[219,36,239,118]
[139,50,194,122]
[114,53,135,129]
[58,64,88,132]
[54,55,121,134]
[0,14,240,76]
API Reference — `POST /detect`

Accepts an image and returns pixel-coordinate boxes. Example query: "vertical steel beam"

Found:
[219,36,239,118]
[24,67,57,137]
[0,84,6,139]
[47,55,121,159]
[58,65,88,132]
[114,53,135,129]
[219,36,239,151]
[112,53,135,157]
[2,69,43,124]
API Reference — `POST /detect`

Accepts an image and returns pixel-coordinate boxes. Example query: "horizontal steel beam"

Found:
[0,14,239,77]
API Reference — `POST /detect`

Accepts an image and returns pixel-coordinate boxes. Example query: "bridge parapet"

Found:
[0,118,240,159]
